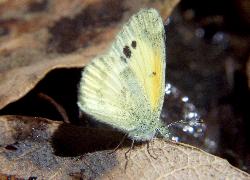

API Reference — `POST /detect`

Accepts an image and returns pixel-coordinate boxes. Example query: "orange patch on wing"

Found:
[149,52,162,110]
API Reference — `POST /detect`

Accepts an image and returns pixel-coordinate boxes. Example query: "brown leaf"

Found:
[0,115,249,179]
[0,0,180,110]
[103,142,250,180]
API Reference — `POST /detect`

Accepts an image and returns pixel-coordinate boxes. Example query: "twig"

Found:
[38,92,70,123]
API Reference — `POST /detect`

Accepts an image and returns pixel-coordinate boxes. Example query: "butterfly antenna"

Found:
[124,140,135,170]
[167,119,204,128]
[146,141,158,159]
[109,133,127,154]
[167,120,187,128]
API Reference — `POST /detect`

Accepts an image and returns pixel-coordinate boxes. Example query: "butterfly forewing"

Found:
[112,9,166,113]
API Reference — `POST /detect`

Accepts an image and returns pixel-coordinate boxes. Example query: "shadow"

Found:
[1,115,135,179]
[51,123,133,157]
[0,67,142,156]
[0,68,82,124]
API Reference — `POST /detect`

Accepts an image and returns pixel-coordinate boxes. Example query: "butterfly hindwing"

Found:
[79,55,129,130]
[78,9,166,136]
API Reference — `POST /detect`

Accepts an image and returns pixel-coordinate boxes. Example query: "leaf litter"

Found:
[0,0,249,179]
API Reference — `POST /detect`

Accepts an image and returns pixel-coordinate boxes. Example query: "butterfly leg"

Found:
[124,139,135,170]
[109,133,127,154]
[146,141,158,159]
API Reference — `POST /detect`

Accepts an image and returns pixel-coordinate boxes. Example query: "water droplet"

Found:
[195,28,205,38]
[212,32,224,43]
[182,96,189,102]
[187,112,197,119]
[165,83,172,94]
[172,136,179,142]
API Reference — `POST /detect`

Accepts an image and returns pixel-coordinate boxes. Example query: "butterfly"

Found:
[78,8,169,142]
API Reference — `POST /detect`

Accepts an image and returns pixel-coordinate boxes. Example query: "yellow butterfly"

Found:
[78,8,169,142]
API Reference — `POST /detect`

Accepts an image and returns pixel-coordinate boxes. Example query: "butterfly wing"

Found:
[111,8,166,113]
[78,9,166,133]
[78,54,143,132]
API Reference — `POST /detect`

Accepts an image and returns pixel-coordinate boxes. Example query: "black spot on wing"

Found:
[123,46,131,58]
[131,41,136,49]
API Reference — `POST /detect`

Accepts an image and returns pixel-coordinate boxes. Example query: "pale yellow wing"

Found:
[111,8,166,112]
[78,9,165,133]
[78,54,145,132]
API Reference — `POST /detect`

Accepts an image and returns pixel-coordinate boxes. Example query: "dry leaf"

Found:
[102,142,250,180]
[0,0,180,110]
[1,0,249,179]
[0,115,249,179]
